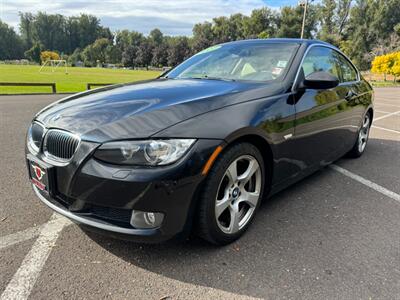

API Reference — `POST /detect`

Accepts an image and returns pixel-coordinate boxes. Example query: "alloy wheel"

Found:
[358,114,371,153]
[215,155,262,234]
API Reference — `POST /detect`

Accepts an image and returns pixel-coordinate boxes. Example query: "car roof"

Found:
[221,38,334,48]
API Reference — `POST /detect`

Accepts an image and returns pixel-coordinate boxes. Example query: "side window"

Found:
[336,52,358,82]
[301,47,341,79]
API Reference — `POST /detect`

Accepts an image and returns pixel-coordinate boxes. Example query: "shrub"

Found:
[40,51,60,63]
[371,51,400,81]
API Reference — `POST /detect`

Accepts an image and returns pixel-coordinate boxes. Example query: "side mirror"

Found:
[301,71,339,90]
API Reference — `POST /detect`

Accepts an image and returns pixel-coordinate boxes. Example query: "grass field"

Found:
[1,64,398,94]
[0,64,161,94]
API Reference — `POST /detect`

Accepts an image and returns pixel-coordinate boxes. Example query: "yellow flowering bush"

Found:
[371,51,400,80]
[40,51,60,63]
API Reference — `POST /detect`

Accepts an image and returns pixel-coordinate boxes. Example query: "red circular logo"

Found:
[32,165,45,180]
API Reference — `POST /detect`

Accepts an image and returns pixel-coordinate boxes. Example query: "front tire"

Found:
[347,112,371,158]
[197,143,265,245]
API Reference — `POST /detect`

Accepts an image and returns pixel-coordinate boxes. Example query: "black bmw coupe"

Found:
[26,39,373,245]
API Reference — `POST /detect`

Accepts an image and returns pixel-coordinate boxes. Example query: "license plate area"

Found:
[28,159,51,193]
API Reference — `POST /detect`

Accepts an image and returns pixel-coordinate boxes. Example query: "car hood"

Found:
[35,78,284,142]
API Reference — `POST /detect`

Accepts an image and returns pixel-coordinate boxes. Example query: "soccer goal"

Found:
[39,60,68,74]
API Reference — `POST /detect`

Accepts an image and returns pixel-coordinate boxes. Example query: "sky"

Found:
[0,0,301,35]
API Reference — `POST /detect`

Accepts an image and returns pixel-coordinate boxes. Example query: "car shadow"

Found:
[84,137,400,299]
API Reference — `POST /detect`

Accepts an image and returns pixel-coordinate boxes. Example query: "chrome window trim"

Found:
[334,51,360,84]
[42,129,81,166]
[291,43,361,93]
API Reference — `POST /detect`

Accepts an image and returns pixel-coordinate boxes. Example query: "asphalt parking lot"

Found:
[0,88,399,299]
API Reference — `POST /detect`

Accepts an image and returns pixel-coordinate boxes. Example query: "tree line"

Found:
[0,0,399,70]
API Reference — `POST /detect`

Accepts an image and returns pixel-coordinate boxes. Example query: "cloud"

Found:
[0,0,299,35]
[101,15,194,36]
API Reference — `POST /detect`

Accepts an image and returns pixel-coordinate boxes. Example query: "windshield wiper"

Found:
[186,76,236,82]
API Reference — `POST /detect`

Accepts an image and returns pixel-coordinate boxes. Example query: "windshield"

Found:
[166,42,299,82]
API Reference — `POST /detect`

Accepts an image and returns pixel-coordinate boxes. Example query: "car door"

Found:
[334,51,365,142]
[291,46,356,169]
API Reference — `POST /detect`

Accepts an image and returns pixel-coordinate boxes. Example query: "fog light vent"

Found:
[130,210,164,229]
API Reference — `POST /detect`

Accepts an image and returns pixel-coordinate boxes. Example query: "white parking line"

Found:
[0,225,43,250]
[375,103,400,108]
[372,125,400,134]
[375,109,392,114]
[373,110,400,121]
[330,165,400,203]
[1,214,70,300]
[376,98,400,103]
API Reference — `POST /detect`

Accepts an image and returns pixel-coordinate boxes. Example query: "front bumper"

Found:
[32,185,162,240]
[27,139,223,243]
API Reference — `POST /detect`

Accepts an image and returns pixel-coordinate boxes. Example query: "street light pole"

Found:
[300,0,308,39]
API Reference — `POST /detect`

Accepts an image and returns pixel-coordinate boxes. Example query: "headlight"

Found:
[27,122,45,154]
[94,139,196,166]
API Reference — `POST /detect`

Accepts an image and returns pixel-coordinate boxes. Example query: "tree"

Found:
[343,0,400,70]
[82,38,110,66]
[371,54,389,78]
[105,45,122,64]
[317,0,337,44]
[276,5,317,39]
[167,36,190,67]
[371,52,400,81]
[212,16,233,43]
[228,13,246,40]
[149,28,163,46]
[395,23,400,36]
[122,45,138,68]
[68,48,83,66]
[148,28,168,66]
[18,12,111,56]
[4,1,400,69]
[342,1,374,69]
[384,52,400,81]
[24,42,43,63]
[29,12,67,52]
[192,22,214,53]
[391,52,400,80]
[66,17,81,53]
[151,42,168,67]
[258,31,269,39]
[365,32,400,64]
[211,14,247,43]
[336,0,352,36]
[77,14,103,49]
[115,30,143,52]
[135,40,153,68]
[243,8,276,38]
[19,12,34,49]
[316,0,352,46]
[0,20,24,59]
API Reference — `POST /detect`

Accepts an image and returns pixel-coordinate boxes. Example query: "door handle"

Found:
[345,90,358,101]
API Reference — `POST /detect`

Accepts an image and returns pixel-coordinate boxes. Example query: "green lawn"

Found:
[0,64,161,94]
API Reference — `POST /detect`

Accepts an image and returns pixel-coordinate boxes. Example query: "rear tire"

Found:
[197,143,265,245]
[347,112,371,158]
